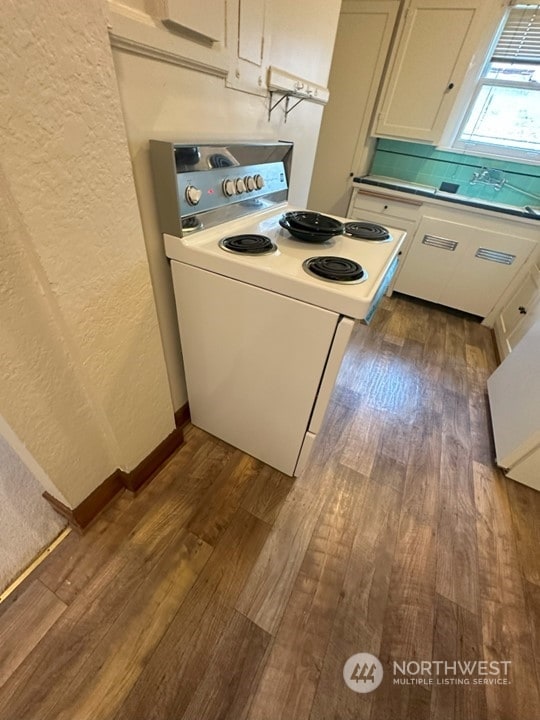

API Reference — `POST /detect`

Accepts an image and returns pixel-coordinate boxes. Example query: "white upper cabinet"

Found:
[107,0,229,78]
[267,0,341,88]
[238,0,265,65]
[226,0,269,95]
[374,0,485,143]
[161,0,225,43]
[109,0,341,96]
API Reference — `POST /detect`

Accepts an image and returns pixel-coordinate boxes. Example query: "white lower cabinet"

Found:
[347,188,421,293]
[373,0,490,143]
[493,259,540,358]
[348,186,539,321]
[349,188,422,225]
[394,214,537,318]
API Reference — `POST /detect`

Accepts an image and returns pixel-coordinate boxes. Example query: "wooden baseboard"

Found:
[43,469,124,533]
[174,402,191,428]
[119,426,184,493]
[44,425,185,532]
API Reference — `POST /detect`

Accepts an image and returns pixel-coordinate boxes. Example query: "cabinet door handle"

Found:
[519,306,527,314]
[447,82,455,90]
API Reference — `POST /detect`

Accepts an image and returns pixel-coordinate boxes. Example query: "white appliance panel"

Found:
[152,142,406,476]
[171,262,344,475]
[488,320,540,487]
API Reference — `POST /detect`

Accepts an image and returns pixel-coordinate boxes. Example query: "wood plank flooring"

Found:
[1,293,539,720]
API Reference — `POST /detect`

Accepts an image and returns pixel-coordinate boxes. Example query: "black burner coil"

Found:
[220,234,276,254]
[303,256,366,282]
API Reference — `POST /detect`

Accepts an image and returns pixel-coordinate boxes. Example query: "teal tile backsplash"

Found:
[370,140,540,208]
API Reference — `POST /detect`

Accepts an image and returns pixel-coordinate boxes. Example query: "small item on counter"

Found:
[439,182,459,194]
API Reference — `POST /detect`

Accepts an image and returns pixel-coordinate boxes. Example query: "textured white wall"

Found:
[110,0,341,409]
[1,0,174,507]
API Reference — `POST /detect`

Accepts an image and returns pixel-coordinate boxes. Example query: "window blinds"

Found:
[492,4,540,63]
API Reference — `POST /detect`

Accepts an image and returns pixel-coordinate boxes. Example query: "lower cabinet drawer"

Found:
[351,189,422,223]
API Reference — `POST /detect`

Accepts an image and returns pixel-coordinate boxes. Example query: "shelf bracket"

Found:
[284,95,305,122]
[268,91,306,122]
[268,91,288,121]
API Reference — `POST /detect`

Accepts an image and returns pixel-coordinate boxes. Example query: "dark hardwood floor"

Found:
[1,294,539,720]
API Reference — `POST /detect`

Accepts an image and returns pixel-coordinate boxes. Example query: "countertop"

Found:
[353,175,540,221]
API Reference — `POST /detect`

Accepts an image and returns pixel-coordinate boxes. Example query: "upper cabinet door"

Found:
[267,0,341,87]
[238,0,265,65]
[161,0,225,43]
[226,0,269,95]
[374,0,483,143]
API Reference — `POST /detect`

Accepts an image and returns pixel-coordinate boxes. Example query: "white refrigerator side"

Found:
[487,319,540,491]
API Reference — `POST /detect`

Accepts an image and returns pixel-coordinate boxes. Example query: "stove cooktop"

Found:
[164,205,406,320]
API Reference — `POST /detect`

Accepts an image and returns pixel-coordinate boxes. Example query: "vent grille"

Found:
[475,248,516,265]
[422,234,458,251]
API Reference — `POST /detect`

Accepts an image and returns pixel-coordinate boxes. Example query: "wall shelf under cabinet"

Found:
[267,67,329,122]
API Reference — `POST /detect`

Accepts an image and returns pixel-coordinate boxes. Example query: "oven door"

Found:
[362,253,401,325]
[294,315,354,475]
[171,261,347,476]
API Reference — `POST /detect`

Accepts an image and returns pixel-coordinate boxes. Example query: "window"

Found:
[454,3,540,160]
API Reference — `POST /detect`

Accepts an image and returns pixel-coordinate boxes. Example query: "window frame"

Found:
[451,4,540,163]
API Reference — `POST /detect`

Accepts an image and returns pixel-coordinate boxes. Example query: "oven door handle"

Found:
[362,253,401,325]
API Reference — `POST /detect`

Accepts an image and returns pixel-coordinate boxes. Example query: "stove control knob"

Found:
[254,174,264,190]
[235,178,246,194]
[222,178,236,197]
[244,175,256,192]
[185,185,202,206]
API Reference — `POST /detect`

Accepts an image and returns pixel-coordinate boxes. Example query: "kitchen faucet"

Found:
[470,167,506,191]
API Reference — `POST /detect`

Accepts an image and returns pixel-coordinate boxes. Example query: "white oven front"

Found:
[171,261,354,476]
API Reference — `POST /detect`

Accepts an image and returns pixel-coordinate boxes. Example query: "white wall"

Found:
[309,0,402,216]
[1,0,175,507]
[109,0,341,408]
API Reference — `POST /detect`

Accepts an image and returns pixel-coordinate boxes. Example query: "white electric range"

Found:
[150,141,406,476]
